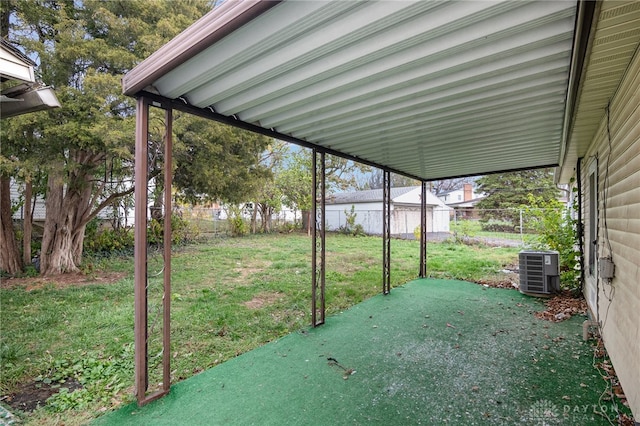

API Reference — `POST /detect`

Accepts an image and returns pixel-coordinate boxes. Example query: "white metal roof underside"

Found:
[124,0,582,181]
[559,1,640,183]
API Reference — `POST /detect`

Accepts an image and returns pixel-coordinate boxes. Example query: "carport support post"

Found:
[382,170,391,294]
[134,97,149,403]
[134,99,172,406]
[162,108,172,394]
[419,181,427,278]
[311,149,326,326]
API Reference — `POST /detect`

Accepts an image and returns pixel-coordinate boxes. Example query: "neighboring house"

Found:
[9,180,46,222]
[2,39,61,221]
[9,180,127,225]
[437,183,485,219]
[437,183,476,204]
[325,186,450,236]
[557,5,640,418]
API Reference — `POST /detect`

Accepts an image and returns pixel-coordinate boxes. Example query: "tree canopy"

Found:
[475,169,559,229]
[172,115,271,206]
[1,0,257,275]
[366,169,418,189]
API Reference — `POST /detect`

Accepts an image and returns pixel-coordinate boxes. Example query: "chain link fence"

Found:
[178,205,558,246]
[178,206,301,236]
[450,207,562,246]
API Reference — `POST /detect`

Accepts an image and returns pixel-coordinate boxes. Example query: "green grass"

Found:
[452,219,532,242]
[0,233,519,424]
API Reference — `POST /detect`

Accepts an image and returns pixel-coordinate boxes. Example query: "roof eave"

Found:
[0,86,61,119]
[122,1,280,97]
[556,0,598,183]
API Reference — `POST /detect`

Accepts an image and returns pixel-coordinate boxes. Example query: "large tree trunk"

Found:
[40,168,92,275]
[261,206,272,233]
[302,210,312,236]
[0,175,23,275]
[251,203,258,234]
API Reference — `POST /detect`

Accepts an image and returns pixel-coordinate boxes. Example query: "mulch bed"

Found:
[2,379,82,413]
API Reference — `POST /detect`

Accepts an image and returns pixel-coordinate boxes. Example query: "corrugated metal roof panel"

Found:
[125,0,587,181]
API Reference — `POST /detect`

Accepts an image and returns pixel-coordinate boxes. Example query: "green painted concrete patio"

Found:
[95,279,612,425]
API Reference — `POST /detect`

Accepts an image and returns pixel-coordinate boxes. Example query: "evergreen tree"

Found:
[1,1,221,274]
[475,169,559,230]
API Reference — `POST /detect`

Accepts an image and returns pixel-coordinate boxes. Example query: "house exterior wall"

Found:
[325,202,384,234]
[578,49,640,417]
[10,180,47,221]
[391,206,424,235]
[390,206,450,234]
[439,189,466,203]
[10,180,123,223]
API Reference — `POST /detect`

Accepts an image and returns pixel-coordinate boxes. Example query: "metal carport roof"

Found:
[122,0,613,406]
[123,0,593,181]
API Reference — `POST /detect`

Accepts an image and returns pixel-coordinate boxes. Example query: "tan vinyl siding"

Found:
[580,46,640,417]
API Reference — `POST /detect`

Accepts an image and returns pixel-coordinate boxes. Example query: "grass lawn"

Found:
[452,219,529,242]
[1,233,520,424]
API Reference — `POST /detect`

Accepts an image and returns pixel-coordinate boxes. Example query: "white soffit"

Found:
[559,1,640,183]
[0,44,36,83]
[133,0,580,181]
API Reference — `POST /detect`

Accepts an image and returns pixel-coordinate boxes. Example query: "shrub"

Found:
[148,215,200,246]
[338,205,366,237]
[84,227,134,255]
[450,220,477,244]
[522,194,580,290]
[229,215,248,236]
[85,215,199,255]
[480,219,515,233]
[276,221,298,233]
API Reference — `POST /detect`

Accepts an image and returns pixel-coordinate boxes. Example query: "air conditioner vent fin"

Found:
[519,250,560,295]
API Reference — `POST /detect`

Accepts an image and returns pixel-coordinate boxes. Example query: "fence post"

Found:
[520,208,523,245]
[404,210,408,236]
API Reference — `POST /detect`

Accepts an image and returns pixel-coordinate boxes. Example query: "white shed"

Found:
[325,186,450,236]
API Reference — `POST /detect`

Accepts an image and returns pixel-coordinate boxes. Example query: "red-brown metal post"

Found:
[162,108,173,392]
[419,181,427,278]
[382,170,391,294]
[134,97,149,403]
[311,149,326,326]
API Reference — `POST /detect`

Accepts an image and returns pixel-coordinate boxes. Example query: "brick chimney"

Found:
[463,183,472,201]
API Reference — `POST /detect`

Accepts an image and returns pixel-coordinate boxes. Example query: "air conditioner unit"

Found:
[519,250,560,295]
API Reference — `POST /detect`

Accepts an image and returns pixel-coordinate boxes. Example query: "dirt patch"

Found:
[1,271,127,291]
[243,292,284,310]
[330,252,377,274]
[3,378,82,413]
[227,260,272,286]
[234,266,263,282]
[533,290,587,322]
